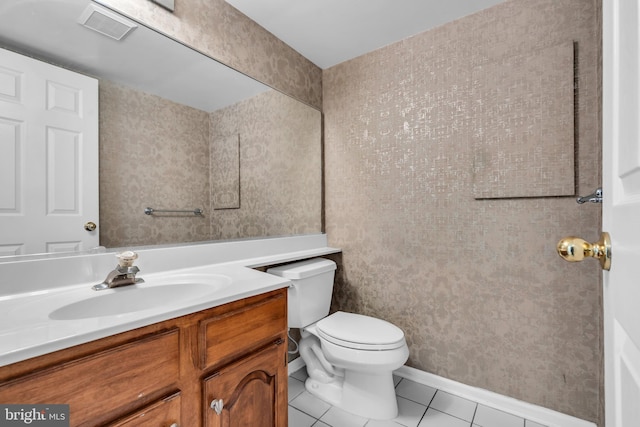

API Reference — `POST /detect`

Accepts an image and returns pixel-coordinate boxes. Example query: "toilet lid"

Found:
[316,311,406,350]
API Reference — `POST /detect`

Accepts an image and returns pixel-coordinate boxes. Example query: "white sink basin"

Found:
[49,274,232,320]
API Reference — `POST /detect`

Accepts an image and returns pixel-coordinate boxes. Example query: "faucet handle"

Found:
[116,251,138,268]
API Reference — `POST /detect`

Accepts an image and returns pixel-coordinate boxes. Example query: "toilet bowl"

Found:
[302,311,409,419]
[266,259,409,420]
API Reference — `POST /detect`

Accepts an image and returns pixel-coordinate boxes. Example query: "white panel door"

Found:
[0,47,98,256]
[602,0,640,425]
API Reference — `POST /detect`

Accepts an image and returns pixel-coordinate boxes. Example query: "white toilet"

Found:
[267,258,409,420]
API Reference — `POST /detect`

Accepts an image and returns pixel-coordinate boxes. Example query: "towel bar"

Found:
[144,207,203,216]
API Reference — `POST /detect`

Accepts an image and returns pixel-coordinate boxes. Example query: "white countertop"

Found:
[0,234,340,367]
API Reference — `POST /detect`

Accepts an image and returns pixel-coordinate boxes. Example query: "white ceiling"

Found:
[225,0,508,69]
[0,0,269,112]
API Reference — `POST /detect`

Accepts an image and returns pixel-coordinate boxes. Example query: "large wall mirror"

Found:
[0,0,322,258]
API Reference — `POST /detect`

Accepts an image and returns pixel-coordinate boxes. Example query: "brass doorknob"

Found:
[556,232,611,271]
[84,221,97,232]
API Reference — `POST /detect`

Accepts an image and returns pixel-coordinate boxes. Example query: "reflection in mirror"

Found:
[0,0,322,258]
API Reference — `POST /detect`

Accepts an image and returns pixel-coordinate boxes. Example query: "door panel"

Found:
[0,47,98,256]
[0,117,22,215]
[602,0,640,425]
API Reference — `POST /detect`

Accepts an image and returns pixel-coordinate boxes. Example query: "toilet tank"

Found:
[266,258,336,328]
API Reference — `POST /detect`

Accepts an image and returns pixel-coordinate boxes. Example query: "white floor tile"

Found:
[418,408,471,427]
[290,391,332,419]
[289,377,306,402]
[289,406,316,427]
[320,406,369,427]
[393,374,403,386]
[473,405,525,427]
[430,390,477,422]
[293,367,309,382]
[395,378,437,406]
[392,396,428,427]
[287,370,556,427]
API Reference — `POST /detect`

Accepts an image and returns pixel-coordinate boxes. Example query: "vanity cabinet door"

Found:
[107,392,181,427]
[203,340,287,427]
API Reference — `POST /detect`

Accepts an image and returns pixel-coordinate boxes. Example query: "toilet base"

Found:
[305,376,343,407]
[305,370,399,420]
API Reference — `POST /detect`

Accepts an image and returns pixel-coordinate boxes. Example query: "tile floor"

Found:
[288,368,548,427]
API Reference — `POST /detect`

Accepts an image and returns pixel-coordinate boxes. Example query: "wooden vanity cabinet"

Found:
[203,339,286,427]
[199,288,288,427]
[0,288,288,427]
[0,328,181,426]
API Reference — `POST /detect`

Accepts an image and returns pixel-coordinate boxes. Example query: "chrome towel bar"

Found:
[144,207,203,216]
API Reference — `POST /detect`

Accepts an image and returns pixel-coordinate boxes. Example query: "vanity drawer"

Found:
[199,290,286,370]
[107,392,181,427]
[0,329,180,427]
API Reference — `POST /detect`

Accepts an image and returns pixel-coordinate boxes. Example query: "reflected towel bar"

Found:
[144,207,203,216]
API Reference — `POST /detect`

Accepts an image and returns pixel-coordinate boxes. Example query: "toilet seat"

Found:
[316,311,406,350]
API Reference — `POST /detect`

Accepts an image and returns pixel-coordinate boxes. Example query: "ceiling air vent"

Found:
[77,4,137,41]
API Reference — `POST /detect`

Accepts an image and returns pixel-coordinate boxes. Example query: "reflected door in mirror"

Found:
[0,47,99,256]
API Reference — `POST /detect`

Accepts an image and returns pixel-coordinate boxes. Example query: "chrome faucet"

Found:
[93,251,145,291]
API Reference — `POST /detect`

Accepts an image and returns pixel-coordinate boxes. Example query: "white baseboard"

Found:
[288,356,306,376]
[288,360,596,427]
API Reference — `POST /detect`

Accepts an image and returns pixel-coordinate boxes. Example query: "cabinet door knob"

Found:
[169,424,179,427]
[210,398,224,415]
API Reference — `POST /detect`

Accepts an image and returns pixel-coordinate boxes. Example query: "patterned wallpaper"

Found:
[472,41,576,199]
[323,0,602,424]
[99,80,211,248]
[209,90,322,240]
[100,82,322,247]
